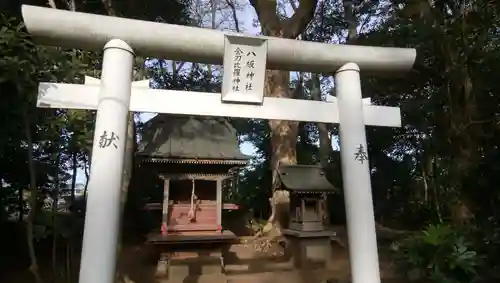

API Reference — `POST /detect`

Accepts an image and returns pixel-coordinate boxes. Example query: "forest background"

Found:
[1,0,500,282]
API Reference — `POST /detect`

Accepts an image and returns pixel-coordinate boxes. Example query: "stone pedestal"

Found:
[155,250,226,282]
[150,231,236,282]
[169,250,223,277]
[283,229,334,269]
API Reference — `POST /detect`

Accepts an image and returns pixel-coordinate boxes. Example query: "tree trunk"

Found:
[249,0,318,232]
[70,152,77,212]
[267,70,299,227]
[18,187,24,224]
[310,73,332,225]
[23,109,44,283]
[65,150,78,283]
[65,240,72,283]
[424,2,477,225]
[83,155,90,200]
[311,73,332,168]
[52,150,62,277]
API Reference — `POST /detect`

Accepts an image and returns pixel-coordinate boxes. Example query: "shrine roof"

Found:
[278,164,338,193]
[137,115,249,165]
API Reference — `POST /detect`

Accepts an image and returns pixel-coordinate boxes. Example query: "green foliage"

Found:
[0,0,193,281]
[1,0,500,281]
[394,224,481,283]
[0,186,17,222]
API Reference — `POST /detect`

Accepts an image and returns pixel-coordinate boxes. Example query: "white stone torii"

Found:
[22,5,416,283]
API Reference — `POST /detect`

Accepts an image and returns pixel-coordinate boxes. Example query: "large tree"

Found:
[249,0,318,228]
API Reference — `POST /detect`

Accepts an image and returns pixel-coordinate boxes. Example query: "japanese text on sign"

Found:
[222,35,267,104]
[354,144,368,164]
[231,47,258,92]
[99,130,119,149]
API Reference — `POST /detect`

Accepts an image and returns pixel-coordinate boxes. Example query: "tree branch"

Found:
[66,0,76,11]
[282,0,318,38]
[249,0,282,35]
[47,0,57,9]
[211,0,217,30]
[342,0,357,43]
[289,0,298,12]
[225,0,241,32]
[101,0,117,16]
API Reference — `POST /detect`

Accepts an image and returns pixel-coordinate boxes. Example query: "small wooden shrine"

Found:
[137,114,248,281]
[279,164,338,269]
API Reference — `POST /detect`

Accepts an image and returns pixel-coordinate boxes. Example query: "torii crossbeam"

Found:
[38,80,400,127]
[22,5,416,283]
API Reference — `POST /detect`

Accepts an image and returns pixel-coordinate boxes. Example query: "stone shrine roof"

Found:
[137,115,249,165]
[278,164,338,193]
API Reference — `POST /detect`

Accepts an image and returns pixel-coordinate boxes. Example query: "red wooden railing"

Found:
[168,204,217,231]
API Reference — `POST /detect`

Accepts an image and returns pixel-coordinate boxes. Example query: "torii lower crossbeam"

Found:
[37,83,401,127]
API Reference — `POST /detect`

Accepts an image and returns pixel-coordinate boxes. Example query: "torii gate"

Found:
[22,5,416,283]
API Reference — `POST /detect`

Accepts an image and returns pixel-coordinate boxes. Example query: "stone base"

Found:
[283,229,334,269]
[150,232,236,282]
[156,251,225,281]
[161,274,228,283]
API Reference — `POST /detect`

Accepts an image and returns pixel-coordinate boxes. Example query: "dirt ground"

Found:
[1,226,403,283]
[114,233,402,283]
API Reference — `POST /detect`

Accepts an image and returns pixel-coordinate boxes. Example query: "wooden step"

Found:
[167,224,219,231]
[226,270,333,283]
[170,251,222,260]
[144,202,239,210]
[168,262,223,278]
[167,218,217,226]
[224,261,293,275]
[226,271,298,283]
[165,274,228,283]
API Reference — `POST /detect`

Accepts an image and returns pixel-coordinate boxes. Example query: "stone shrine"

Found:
[280,164,338,269]
[137,114,248,282]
